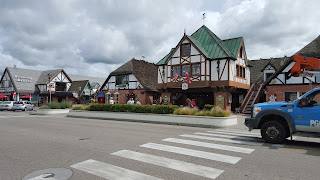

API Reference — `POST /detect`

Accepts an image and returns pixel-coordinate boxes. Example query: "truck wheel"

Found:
[261,121,287,144]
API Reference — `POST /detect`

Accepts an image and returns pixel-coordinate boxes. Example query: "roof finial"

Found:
[202,13,206,25]
[184,28,186,36]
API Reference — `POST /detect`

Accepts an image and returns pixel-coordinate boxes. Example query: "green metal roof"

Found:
[156,25,243,65]
[222,37,243,58]
[156,48,174,65]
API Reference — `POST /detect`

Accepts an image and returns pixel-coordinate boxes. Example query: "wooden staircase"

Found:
[240,82,264,114]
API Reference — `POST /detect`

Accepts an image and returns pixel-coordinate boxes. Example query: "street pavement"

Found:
[0,111,320,180]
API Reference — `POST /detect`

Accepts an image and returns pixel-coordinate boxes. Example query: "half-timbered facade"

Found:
[157,25,250,110]
[101,59,159,105]
[0,67,104,105]
[248,35,320,104]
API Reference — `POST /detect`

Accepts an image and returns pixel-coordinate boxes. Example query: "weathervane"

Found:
[202,13,206,25]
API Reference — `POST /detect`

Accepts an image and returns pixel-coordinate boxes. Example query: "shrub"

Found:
[189,107,199,115]
[204,104,215,111]
[47,102,60,109]
[199,110,209,116]
[72,106,82,110]
[221,110,231,117]
[40,105,50,109]
[59,101,71,109]
[179,107,191,115]
[173,108,180,115]
[210,106,231,117]
[88,104,179,114]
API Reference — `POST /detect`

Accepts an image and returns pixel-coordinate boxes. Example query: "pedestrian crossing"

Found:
[71,129,264,179]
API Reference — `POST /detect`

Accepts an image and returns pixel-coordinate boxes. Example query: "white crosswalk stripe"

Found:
[208,129,260,136]
[180,134,264,146]
[140,143,241,164]
[71,129,265,179]
[206,130,261,137]
[194,132,263,141]
[71,159,162,180]
[112,150,224,179]
[162,138,255,154]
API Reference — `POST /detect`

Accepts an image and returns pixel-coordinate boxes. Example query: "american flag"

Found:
[174,73,179,82]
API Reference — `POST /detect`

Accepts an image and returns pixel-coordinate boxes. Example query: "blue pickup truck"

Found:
[245,87,320,143]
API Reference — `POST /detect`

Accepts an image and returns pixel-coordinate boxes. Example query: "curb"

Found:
[67,111,237,128]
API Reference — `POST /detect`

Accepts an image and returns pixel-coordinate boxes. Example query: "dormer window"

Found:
[181,43,191,56]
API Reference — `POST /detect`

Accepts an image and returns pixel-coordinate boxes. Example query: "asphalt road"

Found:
[1,111,320,180]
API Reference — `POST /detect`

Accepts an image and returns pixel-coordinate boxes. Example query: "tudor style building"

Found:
[0,67,104,105]
[156,25,250,110]
[100,59,159,105]
[241,35,320,113]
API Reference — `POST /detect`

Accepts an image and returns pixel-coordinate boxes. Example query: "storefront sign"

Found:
[182,83,188,90]
[216,95,224,109]
[268,93,277,102]
[14,75,32,83]
[48,82,55,93]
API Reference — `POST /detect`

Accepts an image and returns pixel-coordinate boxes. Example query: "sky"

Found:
[0,0,319,78]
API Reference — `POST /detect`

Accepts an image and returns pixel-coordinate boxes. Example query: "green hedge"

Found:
[203,104,215,110]
[42,101,72,109]
[89,104,179,114]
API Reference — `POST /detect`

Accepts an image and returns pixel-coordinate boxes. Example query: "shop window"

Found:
[182,64,190,76]
[114,93,119,104]
[191,64,200,75]
[106,93,111,104]
[56,82,66,91]
[116,75,128,85]
[172,65,180,76]
[181,43,191,56]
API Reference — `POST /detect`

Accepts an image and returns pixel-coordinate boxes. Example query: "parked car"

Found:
[0,101,14,111]
[12,101,34,111]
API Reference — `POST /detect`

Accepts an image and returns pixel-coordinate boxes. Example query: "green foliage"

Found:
[40,105,50,109]
[44,101,72,109]
[204,104,215,111]
[210,106,231,117]
[89,104,179,114]
[72,106,82,110]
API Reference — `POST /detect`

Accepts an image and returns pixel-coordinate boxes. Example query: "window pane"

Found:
[243,68,245,78]
[192,64,200,75]
[116,75,128,85]
[181,44,191,56]
[172,66,180,76]
[182,65,190,76]
[236,65,239,76]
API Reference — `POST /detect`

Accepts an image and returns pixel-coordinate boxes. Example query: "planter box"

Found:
[30,109,70,115]
[67,111,237,128]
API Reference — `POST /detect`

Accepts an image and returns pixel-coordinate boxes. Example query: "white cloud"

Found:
[0,0,319,77]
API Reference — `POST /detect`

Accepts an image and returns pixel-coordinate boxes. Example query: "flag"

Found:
[174,73,179,82]
[185,71,191,85]
[13,91,16,100]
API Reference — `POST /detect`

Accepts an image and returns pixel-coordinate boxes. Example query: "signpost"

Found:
[216,95,224,109]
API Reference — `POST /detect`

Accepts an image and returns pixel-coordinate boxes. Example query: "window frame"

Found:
[171,65,181,77]
[191,63,201,76]
[181,64,191,77]
[180,43,191,57]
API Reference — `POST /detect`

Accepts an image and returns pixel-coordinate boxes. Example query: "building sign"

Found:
[268,93,277,102]
[14,75,32,83]
[216,95,224,109]
[182,83,188,90]
[48,82,55,93]
[163,95,169,105]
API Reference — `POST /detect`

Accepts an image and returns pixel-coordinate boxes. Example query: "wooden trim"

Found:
[219,60,228,80]
[209,60,212,81]
[228,59,230,81]
[158,68,164,83]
